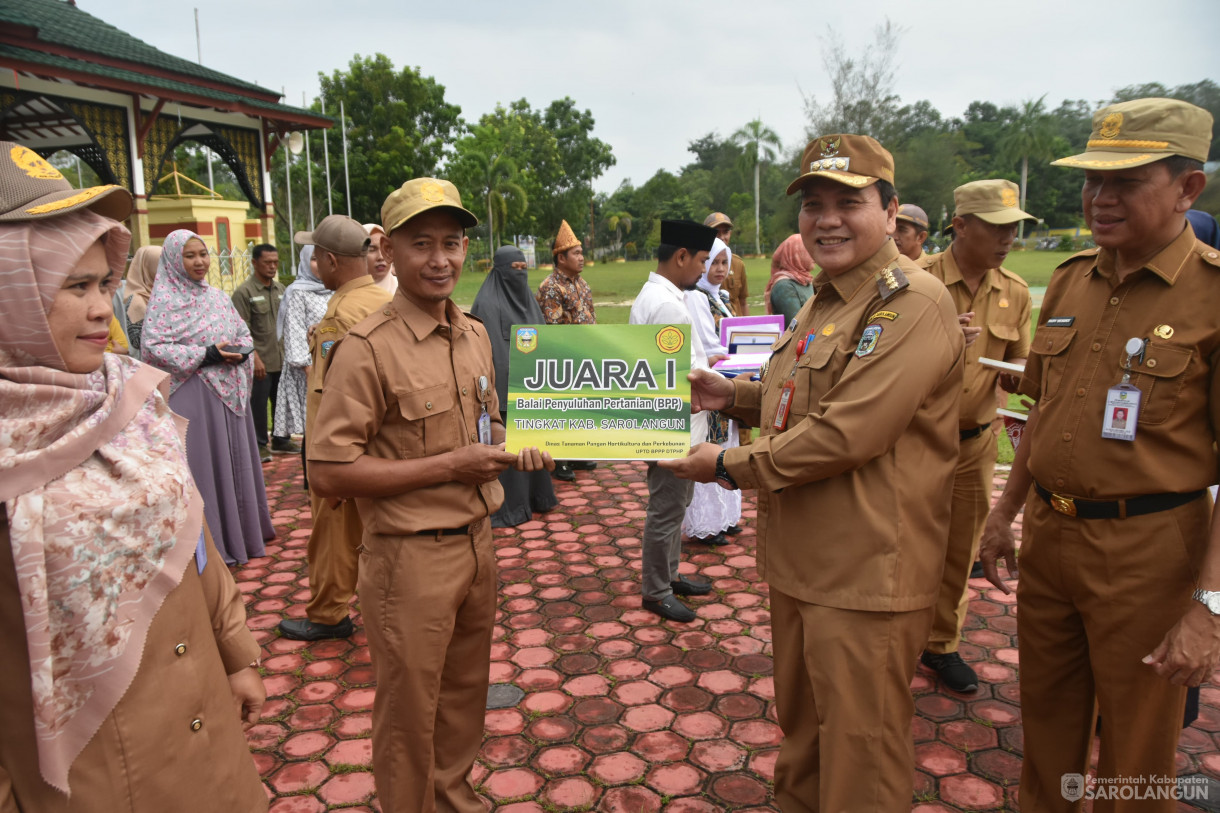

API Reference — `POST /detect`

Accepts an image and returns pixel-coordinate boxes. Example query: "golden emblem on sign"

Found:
[11,145,63,180]
[1153,324,1174,339]
[1001,188,1019,208]
[420,181,446,203]
[819,136,841,157]
[1099,112,1123,139]
[656,326,685,354]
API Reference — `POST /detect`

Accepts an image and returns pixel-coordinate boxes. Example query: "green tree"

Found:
[606,210,633,257]
[317,53,463,221]
[801,20,904,141]
[997,96,1059,239]
[731,119,782,254]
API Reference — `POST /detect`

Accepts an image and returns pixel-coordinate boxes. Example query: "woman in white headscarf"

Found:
[682,238,742,545]
[363,223,397,295]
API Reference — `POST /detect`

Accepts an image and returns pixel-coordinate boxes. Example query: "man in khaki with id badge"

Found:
[980,98,1219,811]
[663,134,964,811]
[918,180,1035,693]
[307,178,553,812]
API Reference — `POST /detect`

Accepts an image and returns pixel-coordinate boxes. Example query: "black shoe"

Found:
[692,532,728,546]
[271,437,302,454]
[553,461,575,482]
[970,560,985,580]
[921,650,979,693]
[642,595,696,623]
[725,524,743,536]
[279,617,355,641]
[670,575,712,596]
[258,445,272,464]
[571,460,598,470]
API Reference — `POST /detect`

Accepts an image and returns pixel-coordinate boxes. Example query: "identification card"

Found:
[1101,384,1140,441]
[478,405,493,445]
[773,380,795,431]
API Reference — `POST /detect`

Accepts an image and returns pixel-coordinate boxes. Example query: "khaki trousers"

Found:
[305,491,364,625]
[1018,492,1208,812]
[926,429,997,654]
[360,521,495,813]
[770,587,933,812]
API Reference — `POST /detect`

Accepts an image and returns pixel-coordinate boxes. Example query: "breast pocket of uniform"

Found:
[986,324,1020,358]
[397,384,458,457]
[791,341,839,418]
[250,296,270,316]
[1028,326,1076,400]
[1128,340,1193,425]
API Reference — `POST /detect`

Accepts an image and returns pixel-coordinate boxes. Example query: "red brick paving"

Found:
[244,456,1219,811]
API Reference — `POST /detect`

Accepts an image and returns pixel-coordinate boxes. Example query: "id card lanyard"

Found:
[773,331,815,431]
[1101,337,1144,442]
[477,375,493,444]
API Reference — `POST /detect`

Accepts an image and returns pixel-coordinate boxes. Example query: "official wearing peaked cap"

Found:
[664,130,965,810]
[381,177,479,234]
[980,96,1219,810]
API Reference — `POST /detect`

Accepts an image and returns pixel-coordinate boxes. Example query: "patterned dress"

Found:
[274,287,332,437]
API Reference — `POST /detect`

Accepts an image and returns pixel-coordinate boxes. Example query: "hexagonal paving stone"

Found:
[633,730,691,763]
[690,739,747,773]
[646,762,704,797]
[533,744,591,776]
[481,767,545,802]
[589,752,648,785]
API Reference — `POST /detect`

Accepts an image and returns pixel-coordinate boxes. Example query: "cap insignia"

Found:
[12,145,63,181]
[420,181,445,203]
[819,136,841,157]
[1099,112,1123,139]
[1001,188,1018,208]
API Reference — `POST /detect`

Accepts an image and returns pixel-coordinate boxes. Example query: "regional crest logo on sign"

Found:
[515,327,538,354]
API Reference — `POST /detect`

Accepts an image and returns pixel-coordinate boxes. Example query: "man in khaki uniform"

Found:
[919,180,1034,693]
[665,134,964,811]
[705,211,749,315]
[893,203,930,263]
[308,178,551,812]
[981,98,1218,811]
[278,215,391,642]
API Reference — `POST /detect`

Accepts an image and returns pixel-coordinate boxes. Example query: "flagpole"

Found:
[321,99,333,216]
[340,99,351,217]
[303,92,314,228]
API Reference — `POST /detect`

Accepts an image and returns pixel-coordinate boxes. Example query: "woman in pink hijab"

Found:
[765,234,815,327]
[0,156,266,811]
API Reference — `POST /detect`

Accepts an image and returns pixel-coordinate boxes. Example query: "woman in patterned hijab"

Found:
[0,210,266,811]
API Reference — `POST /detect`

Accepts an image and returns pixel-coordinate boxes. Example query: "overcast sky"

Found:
[91,0,1218,193]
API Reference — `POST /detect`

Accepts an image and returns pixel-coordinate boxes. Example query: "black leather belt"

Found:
[960,424,990,441]
[423,525,470,536]
[1033,482,1206,520]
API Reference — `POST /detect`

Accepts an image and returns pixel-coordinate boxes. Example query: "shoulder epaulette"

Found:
[464,311,485,325]
[876,264,910,301]
[1196,244,1220,269]
[1055,247,1100,272]
[996,265,1031,288]
[347,305,396,339]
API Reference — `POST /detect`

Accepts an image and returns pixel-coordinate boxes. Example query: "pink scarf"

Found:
[0,211,202,795]
[765,234,814,315]
[140,229,253,415]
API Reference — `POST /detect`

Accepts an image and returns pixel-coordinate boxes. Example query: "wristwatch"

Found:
[715,450,738,490]
[1191,588,1220,615]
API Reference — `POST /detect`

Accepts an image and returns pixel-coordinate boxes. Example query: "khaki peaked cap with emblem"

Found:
[295,214,371,257]
[896,204,930,231]
[1052,97,1213,170]
[703,212,733,229]
[0,140,132,222]
[382,177,479,234]
[787,134,895,195]
[953,180,1037,226]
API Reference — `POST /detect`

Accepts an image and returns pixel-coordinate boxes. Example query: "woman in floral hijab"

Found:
[0,207,266,811]
[141,230,274,564]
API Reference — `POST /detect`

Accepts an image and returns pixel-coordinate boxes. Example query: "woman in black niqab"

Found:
[471,246,558,527]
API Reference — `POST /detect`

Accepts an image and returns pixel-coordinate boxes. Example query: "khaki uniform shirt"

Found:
[725,254,749,316]
[921,245,1032,429]
[231,275,285,372]
[1019,227,1220,499]
[724,240,964,611]
[308,294,505,536]
[304,276,393,435]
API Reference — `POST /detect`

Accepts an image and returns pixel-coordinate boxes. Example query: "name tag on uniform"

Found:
[1101,385,1140,441]
[1046,317,1075,327]
[250,295,266,303]
[773,380,794,431]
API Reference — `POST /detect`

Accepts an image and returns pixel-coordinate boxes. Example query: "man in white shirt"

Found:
[629,219,717,621]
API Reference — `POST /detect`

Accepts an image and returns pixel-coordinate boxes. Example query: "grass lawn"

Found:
[451,250,1075,325]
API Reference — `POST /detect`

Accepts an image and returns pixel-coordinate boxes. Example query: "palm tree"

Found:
[731,119,782,255]
[464,149,528,256]
[607,211,633,257]
[998,96,1058,240]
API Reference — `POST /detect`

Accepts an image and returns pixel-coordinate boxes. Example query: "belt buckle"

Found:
[1050,493,1077,517]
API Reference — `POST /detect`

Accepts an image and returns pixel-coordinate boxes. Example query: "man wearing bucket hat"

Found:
[306,178,553,812]
[980,98,1217,809]
[892,203,930,263]
[665,134,964,810]
[278,214,390,643]
[704,212,750,315]
[918,180,1035,694]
